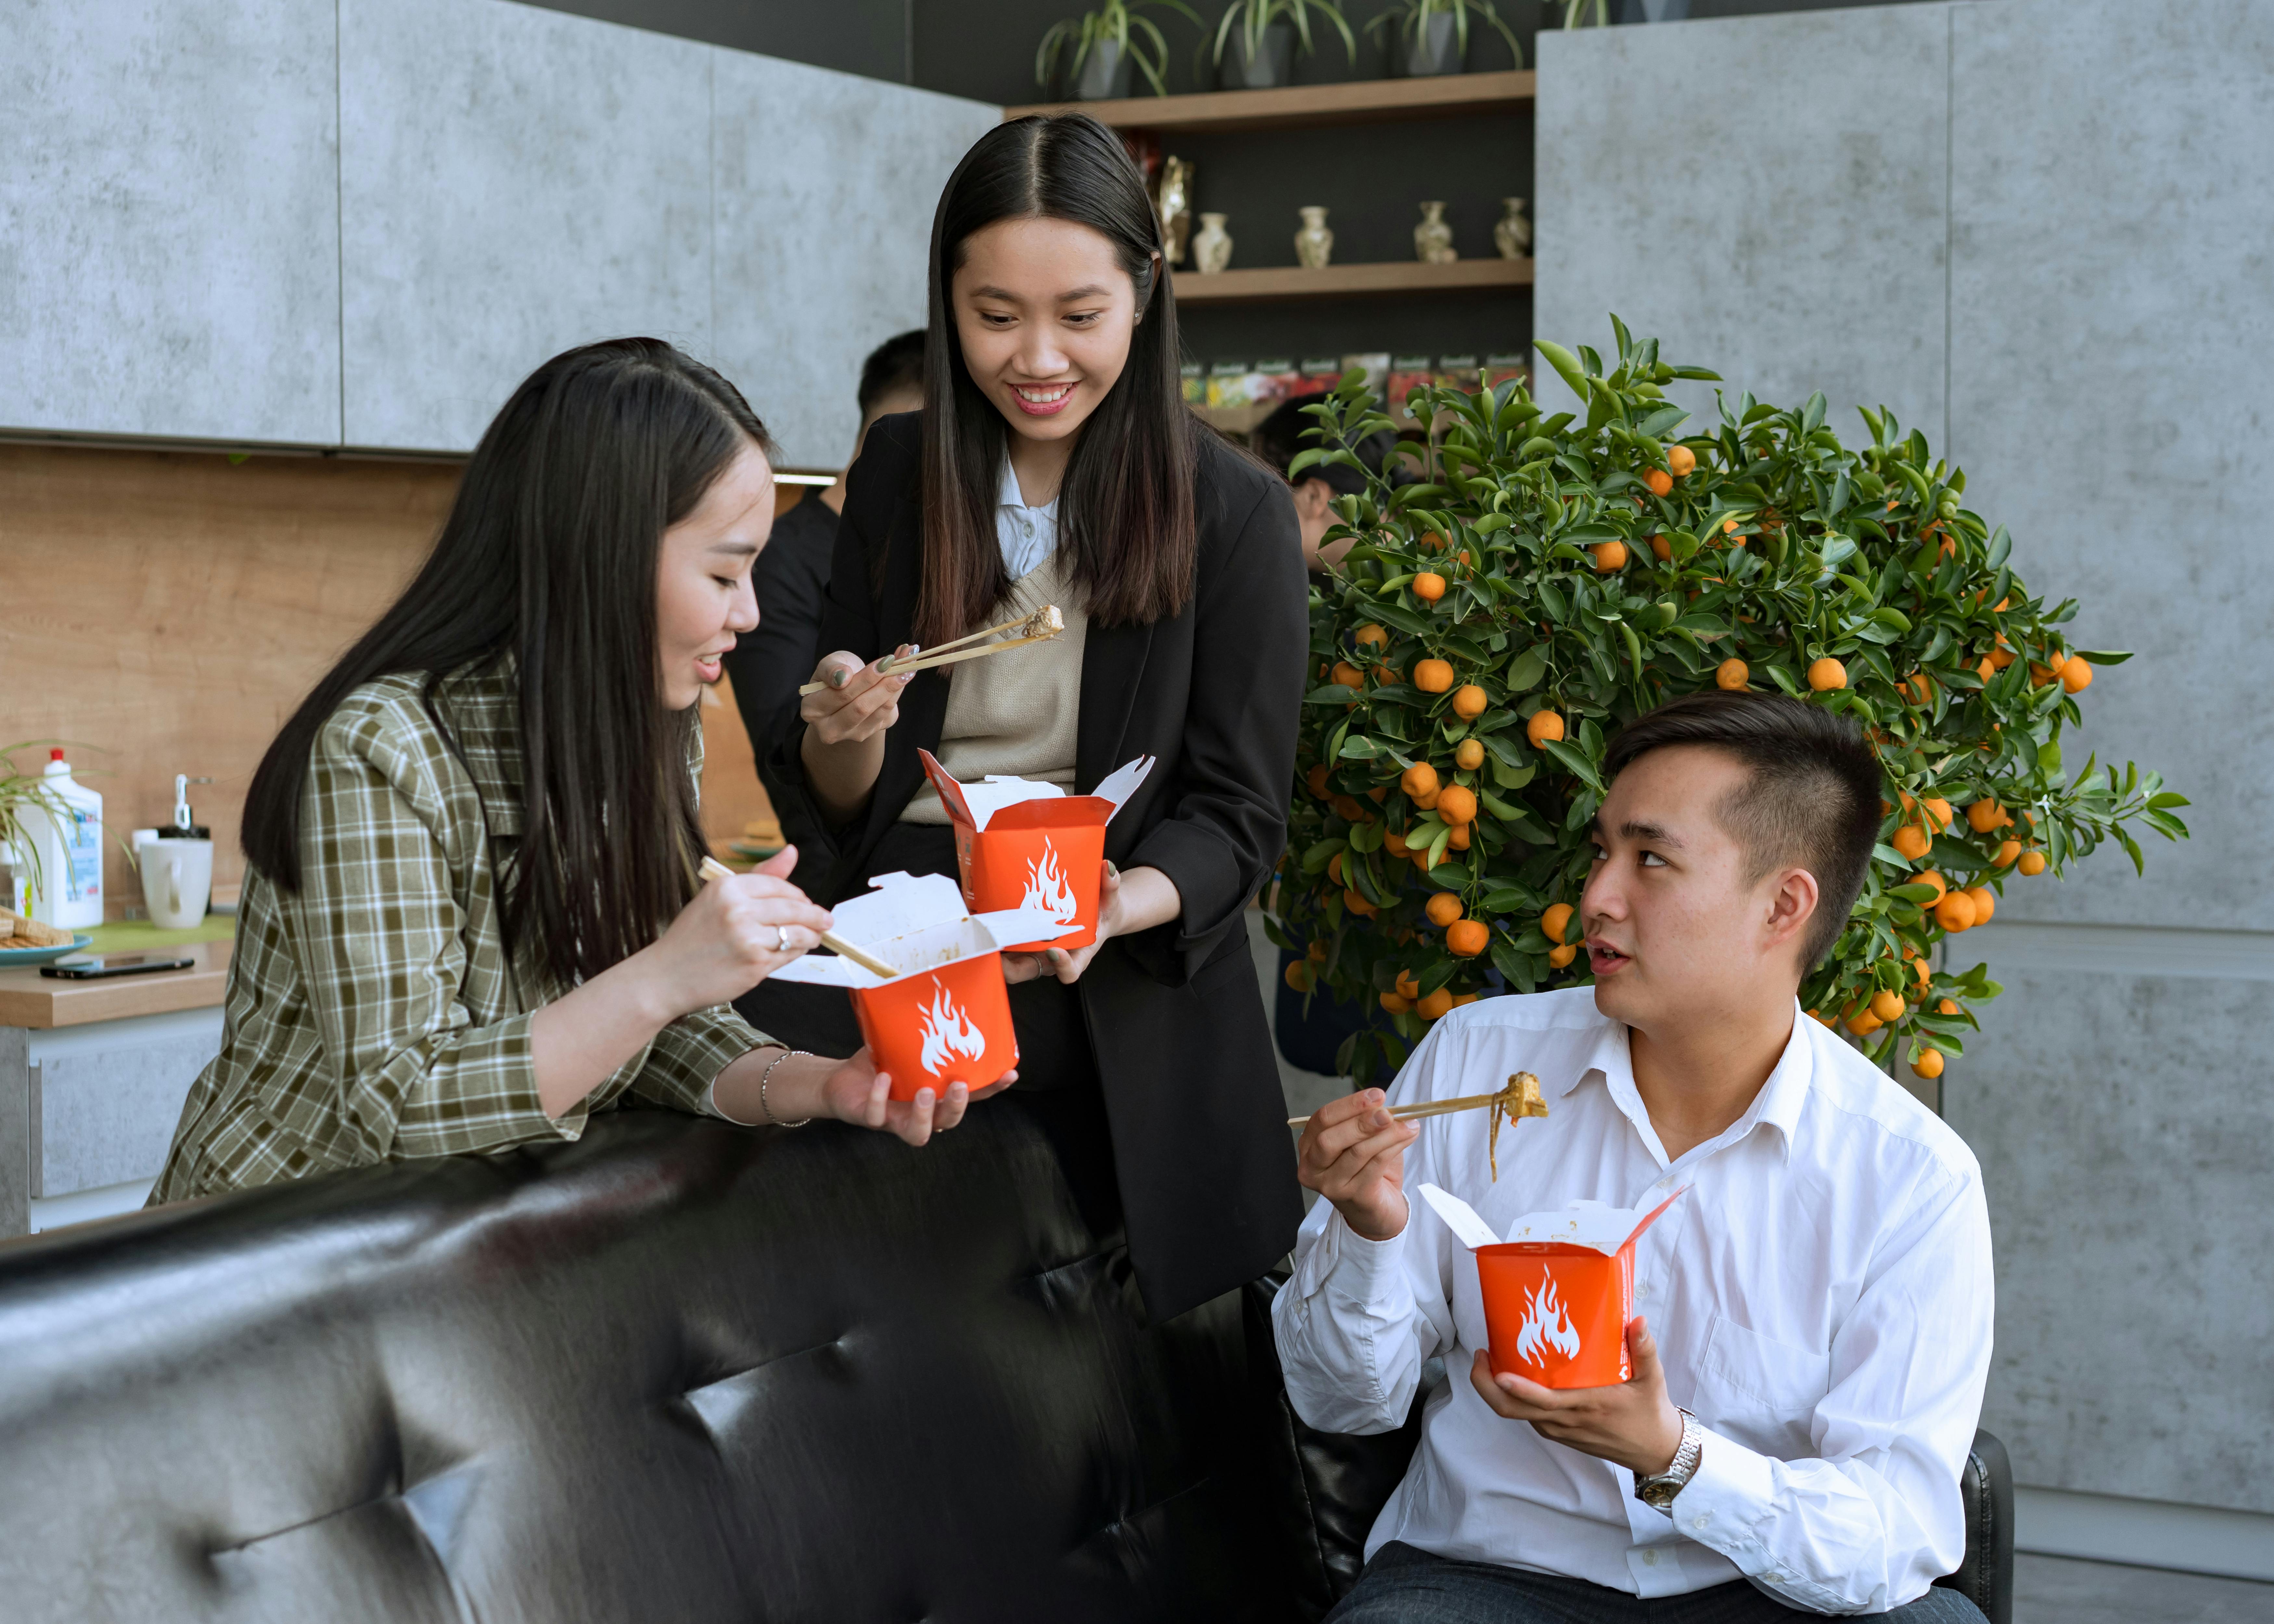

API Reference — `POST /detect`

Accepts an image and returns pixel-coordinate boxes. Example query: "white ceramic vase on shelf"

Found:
[1192,211,1233,274]
[1494,197,1532,260]
[1414,200,1457,264]
[1293,206,1334,269]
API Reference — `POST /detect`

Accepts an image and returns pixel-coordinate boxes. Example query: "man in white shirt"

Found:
[1276,692,1993,1620]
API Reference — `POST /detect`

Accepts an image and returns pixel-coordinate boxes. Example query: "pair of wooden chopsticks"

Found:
[795,604,1065,697]
[698,856,899,979]
[1287,1072,1548,1131]
[1289,1072,1548,1182]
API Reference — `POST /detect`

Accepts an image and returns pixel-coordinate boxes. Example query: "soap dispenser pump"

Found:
[159,774,213,840]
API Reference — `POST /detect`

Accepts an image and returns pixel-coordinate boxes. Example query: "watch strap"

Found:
[1635,1409,1704,1513]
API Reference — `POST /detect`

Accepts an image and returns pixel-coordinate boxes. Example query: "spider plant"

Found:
[1367,0,1527,67]
[0,741,81,910]
[1037,0,1204,97]
[1562,0,1610,26]
[1212,0,1358,73]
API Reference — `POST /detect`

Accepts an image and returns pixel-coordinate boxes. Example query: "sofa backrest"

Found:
[0,1109,1276,1623]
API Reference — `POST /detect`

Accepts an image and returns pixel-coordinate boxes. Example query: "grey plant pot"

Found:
[1075,38,1135,99]
[1397,14,1466,78]
[1223,22,1296,90]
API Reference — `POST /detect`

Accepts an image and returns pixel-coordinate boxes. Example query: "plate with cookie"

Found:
[0,910,94,966]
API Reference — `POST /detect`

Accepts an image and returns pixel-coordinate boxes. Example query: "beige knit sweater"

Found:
[899,553,1089,824]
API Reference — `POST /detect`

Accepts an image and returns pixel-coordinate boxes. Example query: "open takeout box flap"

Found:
[917,750,1155,832]
[765,870,1074,988]
[1418,1182,1689,1254]
[1417,1182,1502,1250]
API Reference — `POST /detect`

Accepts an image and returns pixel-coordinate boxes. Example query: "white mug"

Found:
[139,838,213,930]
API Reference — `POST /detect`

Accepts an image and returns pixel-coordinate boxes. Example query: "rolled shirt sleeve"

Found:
[1271,1024,1462,1435]
[1670,1165,1995,1614]
[635,1005,772,1116]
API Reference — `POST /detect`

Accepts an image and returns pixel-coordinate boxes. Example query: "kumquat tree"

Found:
[1269,318,2190,1085]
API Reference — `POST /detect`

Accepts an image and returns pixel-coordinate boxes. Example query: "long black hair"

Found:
[918,113,1197,647]
[242,338,775,989]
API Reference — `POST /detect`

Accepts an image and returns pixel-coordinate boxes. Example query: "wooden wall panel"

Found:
[0,444,784,918]
[0,445,452,917]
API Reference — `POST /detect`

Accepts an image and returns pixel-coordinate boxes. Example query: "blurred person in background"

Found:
[1251,395,1409,576]
[1254,395,1411,1076]
[725,329,926,797]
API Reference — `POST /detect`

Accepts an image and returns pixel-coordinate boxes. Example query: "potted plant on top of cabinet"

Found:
[1037,0,1204,99]
[1368,0,1526,77]
[1210,0,1357,91]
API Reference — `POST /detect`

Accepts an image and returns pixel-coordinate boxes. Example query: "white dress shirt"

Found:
[996,457,1059,579]
[1273,987,1993,1615]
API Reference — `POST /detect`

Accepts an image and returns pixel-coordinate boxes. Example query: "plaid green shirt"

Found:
[152,663,770,1204]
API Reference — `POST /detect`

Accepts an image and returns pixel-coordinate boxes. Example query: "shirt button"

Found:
[1694,1515,1709,1529]
[1642,1550,1658,1566]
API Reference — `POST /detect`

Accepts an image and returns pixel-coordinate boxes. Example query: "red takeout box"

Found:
[767,871,1075,1100]
[1418,1182,1687,1389]
[917,750,1155,953]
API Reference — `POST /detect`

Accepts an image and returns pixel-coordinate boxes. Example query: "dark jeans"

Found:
[1325,1542,1989,1624]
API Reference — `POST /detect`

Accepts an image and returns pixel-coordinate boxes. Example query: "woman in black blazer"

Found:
[748,114,1307,1323]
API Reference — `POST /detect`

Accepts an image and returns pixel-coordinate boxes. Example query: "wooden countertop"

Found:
[0,938,234,1030]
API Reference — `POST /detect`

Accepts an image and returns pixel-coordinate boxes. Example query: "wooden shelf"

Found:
[1005,69,1535,136]
[1172,256,1532,306]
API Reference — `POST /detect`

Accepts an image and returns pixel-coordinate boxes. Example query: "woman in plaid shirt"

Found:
[153,341,996,1204]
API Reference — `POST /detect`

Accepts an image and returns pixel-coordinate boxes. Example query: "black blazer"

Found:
[765,412,1309,1320]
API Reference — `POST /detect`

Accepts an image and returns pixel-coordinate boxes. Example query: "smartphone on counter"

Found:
[40,952,196,980]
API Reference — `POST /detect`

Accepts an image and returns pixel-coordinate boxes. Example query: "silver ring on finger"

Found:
[768,925,785,953]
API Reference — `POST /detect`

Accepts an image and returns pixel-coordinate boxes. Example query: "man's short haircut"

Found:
[1603,691,1883,969]
[856,329,926,421]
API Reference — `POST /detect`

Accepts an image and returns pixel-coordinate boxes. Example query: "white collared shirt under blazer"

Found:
[1272,987,1994,1613]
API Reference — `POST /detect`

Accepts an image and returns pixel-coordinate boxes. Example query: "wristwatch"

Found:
[1633,1409,1704,1514]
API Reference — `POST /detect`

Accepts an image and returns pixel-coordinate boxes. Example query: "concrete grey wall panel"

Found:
[1949,0,2274,933]
[0,0,341,444]
[1944,0,2274,1520]
[1943,954,2274,1513]
[1537,0,2274,1525]
[1534,7,1949,441]
[34,1039,213,1200]
[711,57,995,466]
[339,0,715,452]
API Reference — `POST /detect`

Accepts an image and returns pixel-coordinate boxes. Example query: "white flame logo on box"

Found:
[1513,1271,1583,1369]
[1020,841,1080,924]
[915,986,988,1078]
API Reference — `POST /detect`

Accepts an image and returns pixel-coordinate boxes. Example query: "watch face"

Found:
[1639,1478,1677,1510]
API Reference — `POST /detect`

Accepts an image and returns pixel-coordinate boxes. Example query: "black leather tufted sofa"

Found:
[0,1107,2011,1622]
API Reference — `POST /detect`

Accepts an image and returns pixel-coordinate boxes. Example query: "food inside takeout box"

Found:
[1417,1183,1687,1389]
[917,751,1155,953]
[768,871,1075,1100]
